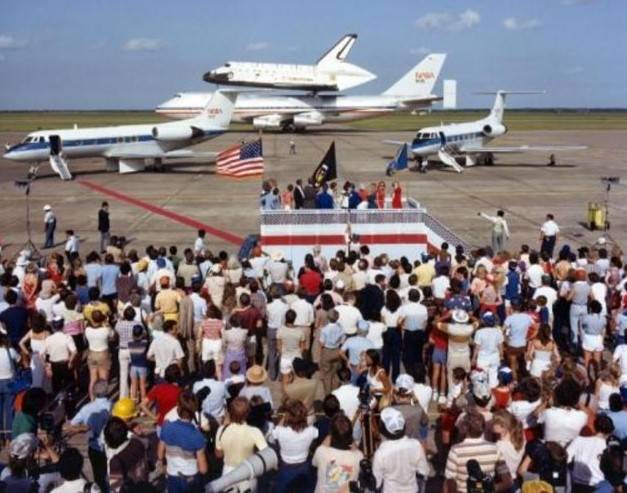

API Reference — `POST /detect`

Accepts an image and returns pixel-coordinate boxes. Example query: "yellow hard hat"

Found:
[112,398,137,420]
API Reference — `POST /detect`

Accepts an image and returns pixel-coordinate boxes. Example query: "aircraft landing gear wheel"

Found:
[282,123,297,133]
[484,153,494,166]
[154,158,164,172]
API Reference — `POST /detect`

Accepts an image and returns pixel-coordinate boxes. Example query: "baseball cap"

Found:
[380,407,405,434]
[481,311,496,327]
[356,320,370,333]
[335,280,345,290]
[395,374,415,392]
[10,433,38,459]
[498,366,513,385]
[43,204,51,211]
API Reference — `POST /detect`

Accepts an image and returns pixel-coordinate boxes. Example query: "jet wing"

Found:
[397,95,443,107]
[104,149,217,160]
[461,144,587,154]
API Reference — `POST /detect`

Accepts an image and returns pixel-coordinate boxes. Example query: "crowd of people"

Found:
[0,204,625,493]
[259,179,405,210]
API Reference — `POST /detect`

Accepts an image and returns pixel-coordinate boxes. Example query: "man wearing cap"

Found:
[437,309,478,388]
[66,380,111,493]
[398,288,428,378]
[392,374,429,441]
[318,309,345,393]
[42,204,56,249]
[340,320,374,384]
[373,407,429,493]
[473,312,505,389]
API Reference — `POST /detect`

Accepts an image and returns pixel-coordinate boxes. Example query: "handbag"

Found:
[5,347,32,394]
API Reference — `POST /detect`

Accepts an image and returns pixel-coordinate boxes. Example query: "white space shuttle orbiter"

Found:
[203,34,376,92]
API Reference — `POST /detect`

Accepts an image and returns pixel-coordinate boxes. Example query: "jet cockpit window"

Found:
[224,63,231,67]
[23,136,33,143]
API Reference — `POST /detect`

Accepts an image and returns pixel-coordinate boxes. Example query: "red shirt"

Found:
[236,306,262,334]
[299,269,322,296]
[147,383,180,425]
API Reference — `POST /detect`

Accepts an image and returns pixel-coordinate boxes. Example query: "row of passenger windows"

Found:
[414,132,482,142]
[22,135,141,145]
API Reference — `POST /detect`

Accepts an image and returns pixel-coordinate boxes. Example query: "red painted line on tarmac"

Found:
[77,179,244,246]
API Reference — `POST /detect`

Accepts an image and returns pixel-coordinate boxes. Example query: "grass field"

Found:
[1,110,626,133]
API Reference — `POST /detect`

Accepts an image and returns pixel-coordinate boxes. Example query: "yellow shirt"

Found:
[216,423,268,467]
[414,263,436,288]
[155,288,181,321]
[83,302,111,325]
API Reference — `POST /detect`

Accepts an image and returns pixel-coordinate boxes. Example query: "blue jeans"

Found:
[382,327,402,381]
[275,461,312,493]
[569,303,587,347]
[167,474,201,493]
[0,379,14,441]
[44,225,55,248]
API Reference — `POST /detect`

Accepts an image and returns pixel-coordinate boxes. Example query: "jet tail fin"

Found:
[383,53,446,97]
[199,90,238,128]
[316,34,358,66]
[475,90,545,123]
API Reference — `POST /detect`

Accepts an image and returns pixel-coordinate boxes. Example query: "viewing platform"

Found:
[260,198,470,270]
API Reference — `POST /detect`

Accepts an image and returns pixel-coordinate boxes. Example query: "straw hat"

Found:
[246,365,267,384]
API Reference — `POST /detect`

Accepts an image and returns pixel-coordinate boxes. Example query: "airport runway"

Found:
[1,128,626,258]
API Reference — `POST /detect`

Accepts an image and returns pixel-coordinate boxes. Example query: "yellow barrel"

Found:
[587,202,605,230]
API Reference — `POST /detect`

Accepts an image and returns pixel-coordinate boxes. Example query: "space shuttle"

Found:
[203,34,376,92]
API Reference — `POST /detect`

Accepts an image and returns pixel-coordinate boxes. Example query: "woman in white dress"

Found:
[526,323,559,378]
[19,314,52,392]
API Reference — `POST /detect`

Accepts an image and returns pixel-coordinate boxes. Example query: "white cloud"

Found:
[415,9,480,31]
[409,47,430,56]
[503,17,541,31]
[246,41,269,51]
[123,38,163,52]
[0,34,27,49]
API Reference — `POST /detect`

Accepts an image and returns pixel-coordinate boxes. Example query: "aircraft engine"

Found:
[482,123,507,137]
[252,114,283,130]
[151,125,203,142]
[293,111,324,128]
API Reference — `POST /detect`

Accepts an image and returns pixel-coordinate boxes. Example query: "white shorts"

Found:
[201,338,224,363]
[581,333,603,353]
[280,356,296,375]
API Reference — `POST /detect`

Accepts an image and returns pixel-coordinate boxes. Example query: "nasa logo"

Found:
[414,71,435,83]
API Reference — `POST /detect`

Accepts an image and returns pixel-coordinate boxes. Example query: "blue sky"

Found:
[0,0,624,110]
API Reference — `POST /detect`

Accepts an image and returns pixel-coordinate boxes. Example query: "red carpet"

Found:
[77,179,244,246]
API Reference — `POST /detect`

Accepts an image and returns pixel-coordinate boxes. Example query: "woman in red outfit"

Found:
[391,181,403,209]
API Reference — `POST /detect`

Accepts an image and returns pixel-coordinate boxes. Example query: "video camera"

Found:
[466,459,494,493]
[349,459,377,493]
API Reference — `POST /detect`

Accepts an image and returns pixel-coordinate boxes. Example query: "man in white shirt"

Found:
[64,230,79,257]
[189,282,207,326]
[398,289,428,377]
[431,269,451,300]
[479,210,510,253]
[290,290,314,352]
[373,407,429,493]
[352,259,369,291]
[335,293,363,336]
[533,275,558,321]
[567,414,615,489]
[193,229,206,255]
[147,320,184,377]
[266,287,289,380]
[540,213,560,257]
[526,252,545,291]
[332,367,360,420]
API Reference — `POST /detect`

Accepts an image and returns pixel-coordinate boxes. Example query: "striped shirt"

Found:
[201,318,224,340]
[445,437,508,493]
[115,320,136,349]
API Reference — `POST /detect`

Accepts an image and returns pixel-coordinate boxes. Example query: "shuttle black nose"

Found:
[203,70,229,84]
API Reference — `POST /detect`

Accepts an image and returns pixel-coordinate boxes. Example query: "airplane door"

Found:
[438,131,446,148]
[49,135,62,156]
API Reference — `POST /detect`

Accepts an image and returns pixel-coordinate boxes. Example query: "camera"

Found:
[466,460,494,493]
[349,459,377,493]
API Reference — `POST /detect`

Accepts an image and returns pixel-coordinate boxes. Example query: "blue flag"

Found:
[386,143,408,175]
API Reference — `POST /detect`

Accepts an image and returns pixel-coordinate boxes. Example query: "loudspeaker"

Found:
[206,447,278,492]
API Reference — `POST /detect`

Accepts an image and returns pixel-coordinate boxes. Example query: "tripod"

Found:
[12,165,41,262]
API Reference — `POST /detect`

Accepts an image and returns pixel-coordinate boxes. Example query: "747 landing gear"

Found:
[153,158,164,172]
[484,153,494,166]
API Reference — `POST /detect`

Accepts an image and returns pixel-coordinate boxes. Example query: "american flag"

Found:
[216,139,264,178]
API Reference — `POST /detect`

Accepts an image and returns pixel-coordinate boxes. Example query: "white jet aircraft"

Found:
[387,91,586,173]
[204,34,376,92]
[158,54,447,132]
[3,91,237,180]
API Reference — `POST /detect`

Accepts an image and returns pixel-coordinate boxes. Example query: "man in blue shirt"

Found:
[192,360,226,421]
[100,254,120,303]
[318,309,345,393]
[504,299,537,379]
[158,391,207,493]
[340,320,374,384]
[605,392,627,444]
[66,380,111,493]
[0,290,28,348]
[315,184,335,209]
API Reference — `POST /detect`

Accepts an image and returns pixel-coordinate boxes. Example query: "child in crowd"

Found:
[128,325,149,402]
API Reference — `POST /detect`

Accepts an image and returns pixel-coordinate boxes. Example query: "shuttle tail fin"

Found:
[383,54,446,97]
[198,90,238,128]
[316,34,357,66]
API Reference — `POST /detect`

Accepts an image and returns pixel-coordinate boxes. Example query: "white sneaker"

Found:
[438,395,447,405]
[432,391,439,402]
